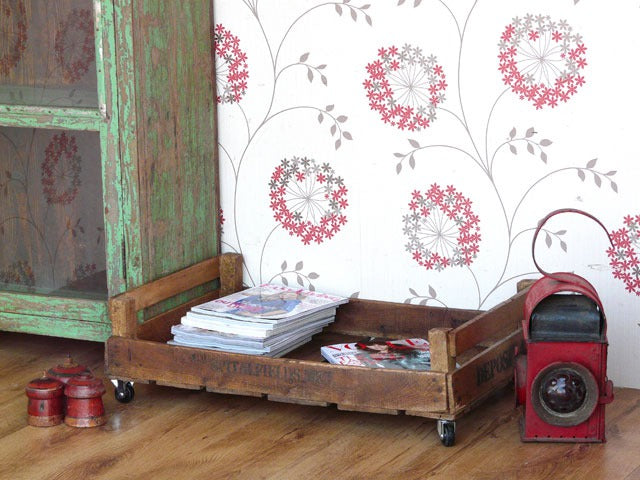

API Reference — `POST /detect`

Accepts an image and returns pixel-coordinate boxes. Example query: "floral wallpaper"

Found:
[213,0,640,387]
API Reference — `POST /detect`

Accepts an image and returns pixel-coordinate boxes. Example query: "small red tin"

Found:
[47,355,92,385]
[64,374,107,427]
[25,375,65,427]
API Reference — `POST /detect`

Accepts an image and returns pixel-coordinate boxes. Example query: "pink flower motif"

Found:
[498,14,587,109]
[0,1,27,76]
[269,156,348,245]
[213,24,249,104]
[607,214,640,296]
[219,208,225,234]
[73,263,97,281]
[54,9,95,83]
[364,44,447,131]
[0,260,35,287]
[41,132,82,205]
[403,184,481,271]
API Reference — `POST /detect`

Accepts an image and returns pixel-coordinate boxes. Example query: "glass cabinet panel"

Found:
[0,0,98,108]
[0,126,106,298]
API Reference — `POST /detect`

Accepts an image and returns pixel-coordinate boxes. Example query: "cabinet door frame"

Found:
[0,1,126,340]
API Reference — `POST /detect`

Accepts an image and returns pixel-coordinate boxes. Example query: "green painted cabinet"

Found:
[0,0,219,341]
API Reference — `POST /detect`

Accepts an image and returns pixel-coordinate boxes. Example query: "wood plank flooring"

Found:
[1,332,638,480]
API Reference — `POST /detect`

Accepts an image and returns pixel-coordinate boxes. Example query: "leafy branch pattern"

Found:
[217,1,634,314]
[270,260,320,291]
[404,284,446,307]
[219,3,370,286]
[0,129,102,292]
[381,4,619,308]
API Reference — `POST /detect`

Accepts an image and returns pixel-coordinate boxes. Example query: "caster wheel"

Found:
[437,420,456,447]
[114,380,135,403]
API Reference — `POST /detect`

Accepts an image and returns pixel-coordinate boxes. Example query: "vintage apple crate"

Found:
[105,253,527,446]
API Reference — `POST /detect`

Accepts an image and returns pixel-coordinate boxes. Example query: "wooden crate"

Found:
[105,253,527,434]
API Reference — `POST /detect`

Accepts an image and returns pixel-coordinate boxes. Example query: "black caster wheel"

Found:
[114,380,135,403]
[437,420,456,447]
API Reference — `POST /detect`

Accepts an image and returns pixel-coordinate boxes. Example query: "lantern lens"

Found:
[540,369,587,413]
[531,362,599,427]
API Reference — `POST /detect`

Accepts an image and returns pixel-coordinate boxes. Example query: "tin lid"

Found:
[47,355,92,384]
[64,374,106,399]
[25,373,64,399]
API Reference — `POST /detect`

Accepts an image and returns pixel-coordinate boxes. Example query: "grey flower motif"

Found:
[269,156,348,245]
[403,185,481,271]
[364,43,447,131]
[498,14,587,109]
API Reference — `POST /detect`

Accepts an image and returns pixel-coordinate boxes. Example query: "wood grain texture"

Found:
[429,327,456,373]
[108,295,136,338]
[452,288,528,356]
[1,332,638,480]
[120,257,220,312]
[105,336,449,414]
[450,329,524,414]
[219,253,244,298]
[325,298,479,338]
[131,0,218,281]
[1,0,219,341]
[0,313,111,342]
[104,265,522,421]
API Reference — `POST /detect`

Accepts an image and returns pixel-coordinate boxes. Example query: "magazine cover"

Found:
[321,338,431,371]
[191,284,348,321]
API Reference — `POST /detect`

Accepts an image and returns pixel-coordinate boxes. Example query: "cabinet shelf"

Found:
[0,104,103,130]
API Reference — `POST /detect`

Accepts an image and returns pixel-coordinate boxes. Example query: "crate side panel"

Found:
[106,337,448,413]
[329,298,480,338]
[450,329,523,413]
[452,289,527,356]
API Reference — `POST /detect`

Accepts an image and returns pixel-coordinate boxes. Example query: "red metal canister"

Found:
[47,355,92,385]
[25,374,64,427]
[64,374,107,428]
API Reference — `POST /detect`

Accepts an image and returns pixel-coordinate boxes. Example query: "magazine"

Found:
[171,318,333,350]
[320,338,431,371]
[183,308,336,330]
[190,283,348,322]
[168,334,315,358]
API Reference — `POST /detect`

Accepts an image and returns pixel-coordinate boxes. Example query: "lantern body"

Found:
[515,273,614,443]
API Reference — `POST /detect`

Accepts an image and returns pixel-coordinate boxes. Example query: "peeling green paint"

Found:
[0,312,111,342]
[0,292,108,322]
[0,0,219,341]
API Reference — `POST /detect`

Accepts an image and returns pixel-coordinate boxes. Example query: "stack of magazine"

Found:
[168,284,348,357]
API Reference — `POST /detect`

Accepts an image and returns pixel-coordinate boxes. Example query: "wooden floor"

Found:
[1,332,639,480]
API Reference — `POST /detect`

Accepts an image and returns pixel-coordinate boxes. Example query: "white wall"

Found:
[213,0,640,388]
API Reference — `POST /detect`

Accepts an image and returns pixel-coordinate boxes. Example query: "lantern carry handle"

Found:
[531,208,613,282]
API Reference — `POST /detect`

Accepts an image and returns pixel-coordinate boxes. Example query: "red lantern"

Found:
[515,209,615,442]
